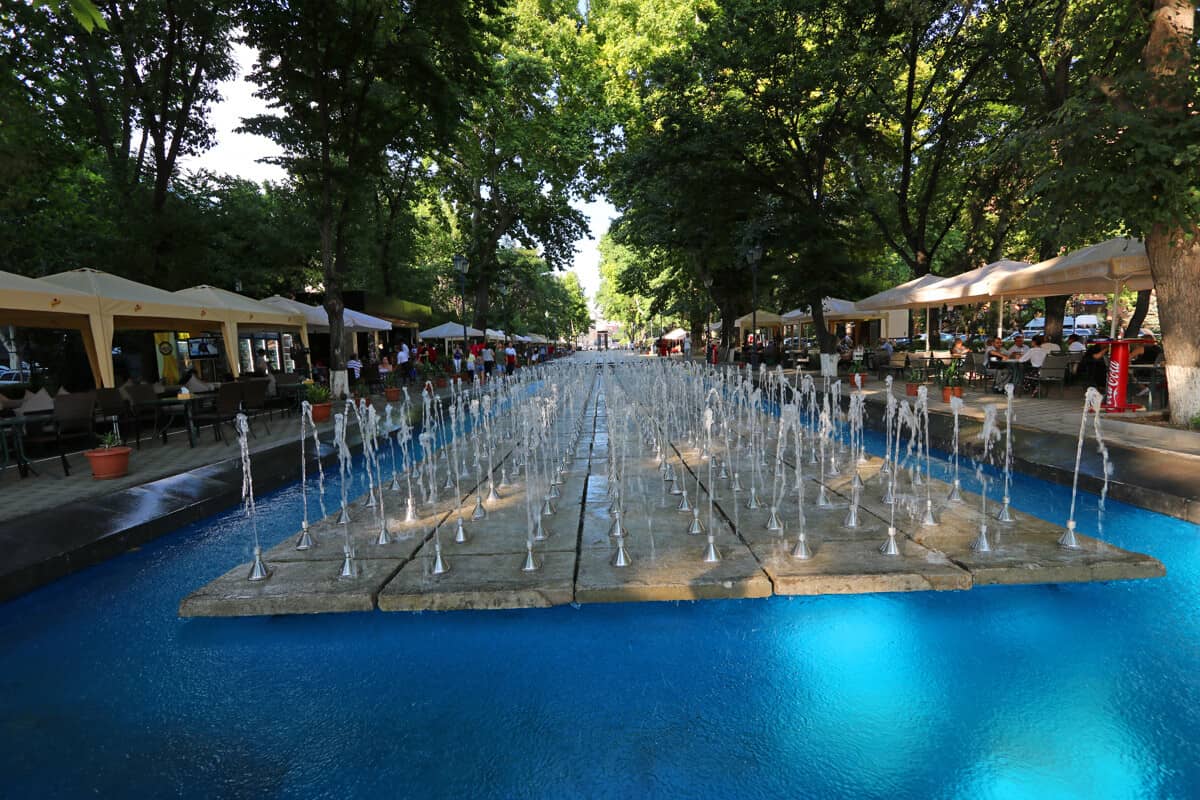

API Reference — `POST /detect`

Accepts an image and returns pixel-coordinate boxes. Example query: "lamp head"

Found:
[453,254,469,275]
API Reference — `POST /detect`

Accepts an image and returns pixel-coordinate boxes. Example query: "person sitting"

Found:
[1012,334,1051,393]
[1066,334,1086,353]
[950,337,969,357]
[1081,341,1111,389]
[378,356,392,376]
[1006,335,1029,357]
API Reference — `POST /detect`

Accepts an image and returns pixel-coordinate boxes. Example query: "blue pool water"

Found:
[1,434,1198,799]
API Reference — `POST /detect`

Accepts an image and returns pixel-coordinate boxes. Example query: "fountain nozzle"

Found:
[247,545,270,581]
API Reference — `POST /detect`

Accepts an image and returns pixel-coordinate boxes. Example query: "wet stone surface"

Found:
[179,371,1164,617]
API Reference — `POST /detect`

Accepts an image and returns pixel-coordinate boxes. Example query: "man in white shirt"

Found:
[1006,335,1029,357]
[397,342,410,381]
[1066,334,1086,353]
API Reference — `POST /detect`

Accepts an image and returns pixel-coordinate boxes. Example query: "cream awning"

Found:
[733,310,784,329]
[40,269,227,387]
[990,238,1151,298]
[178,286,309,374]
[854,274,946,311]
[907,260,1031,307]
[0,270,112,387]
[661,328,687,340]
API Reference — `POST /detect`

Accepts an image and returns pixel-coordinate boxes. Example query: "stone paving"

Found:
[0,388,444,522]
[181,364,1164,617]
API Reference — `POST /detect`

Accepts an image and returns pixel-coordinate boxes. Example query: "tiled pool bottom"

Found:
[1,457,1197,799]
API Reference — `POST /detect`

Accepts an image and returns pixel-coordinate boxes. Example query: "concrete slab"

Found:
[377,550,576,611]
[179,556,404,617]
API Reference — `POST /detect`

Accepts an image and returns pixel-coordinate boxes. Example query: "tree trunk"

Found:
[1124,289,1152,338]
[1044,294,1068,345]
[1146,229,1200,424]
[472,276,490,334]
[1142,0,1196,425]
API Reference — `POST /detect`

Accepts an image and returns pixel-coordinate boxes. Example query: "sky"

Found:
[179,43,614,308]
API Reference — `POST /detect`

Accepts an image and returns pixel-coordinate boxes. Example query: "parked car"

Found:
[0,368,31,385]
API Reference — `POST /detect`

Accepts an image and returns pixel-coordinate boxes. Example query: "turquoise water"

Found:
[1,433,1197,799]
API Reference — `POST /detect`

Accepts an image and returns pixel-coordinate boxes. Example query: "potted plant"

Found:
[432,364,449,389]
[940,358,965,402]
[384,370,402,402]
[84,431,132,480]
[904,367,923,397]
[306,383,333,422]
[848,359,869,387]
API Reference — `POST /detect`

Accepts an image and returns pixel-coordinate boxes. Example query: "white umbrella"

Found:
[420,321,484,339]
[661,327,687,340]
[261,297,391,332]
[485,328,506,341]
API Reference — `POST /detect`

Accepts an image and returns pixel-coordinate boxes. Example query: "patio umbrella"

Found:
[661,328,687,340]
[990,238,1150,337]
[419,321,484,339]
[906,260,1032,341]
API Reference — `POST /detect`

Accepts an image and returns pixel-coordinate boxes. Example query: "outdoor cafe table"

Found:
[148,392,215,448]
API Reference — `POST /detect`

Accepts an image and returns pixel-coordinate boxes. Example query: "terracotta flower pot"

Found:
[84,446,131,480]
[852,372,869,386]
[940,386,965,403]
[435,378,448,388]
[310,402,332,423]
[384,387,401,402]
[905,383,920,397]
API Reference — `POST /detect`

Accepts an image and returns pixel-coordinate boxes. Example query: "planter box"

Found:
[384,387,402,402]
[905,383,921,397]
[84,446,132,480]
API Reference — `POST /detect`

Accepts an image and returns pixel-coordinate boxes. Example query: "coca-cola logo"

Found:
[1105,357,1122,403]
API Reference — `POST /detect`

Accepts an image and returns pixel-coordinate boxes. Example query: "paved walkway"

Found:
[0,388,451,522]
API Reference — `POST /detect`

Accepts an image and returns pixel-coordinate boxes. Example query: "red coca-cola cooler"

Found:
[1100,338,1144,412]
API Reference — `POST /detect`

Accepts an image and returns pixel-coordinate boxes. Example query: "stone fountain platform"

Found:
[180,396,1164,618]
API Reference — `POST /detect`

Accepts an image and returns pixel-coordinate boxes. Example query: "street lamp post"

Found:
[746,243,763,368]
[453,254,469,358]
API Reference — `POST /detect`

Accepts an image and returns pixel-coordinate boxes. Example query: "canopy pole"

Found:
[925,307,932,353]
[997,298,1004,339]
[1109,279,1121,339]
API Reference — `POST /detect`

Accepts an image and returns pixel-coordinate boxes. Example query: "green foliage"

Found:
[939,359,965,388]
[437,0,605,330]
[305,383,331,405]
[98,431,123,449]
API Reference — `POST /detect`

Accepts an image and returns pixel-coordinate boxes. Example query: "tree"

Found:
[437,0,604,332]
[5,1,237,281]
[1031,1,1200,423]
[241,0,498,393]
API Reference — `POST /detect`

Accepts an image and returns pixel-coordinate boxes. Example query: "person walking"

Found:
[505,342,517,374]
[453,344,463,374]
[482,343,496,379]
[346,353,363,380]
[397,342,410,381]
